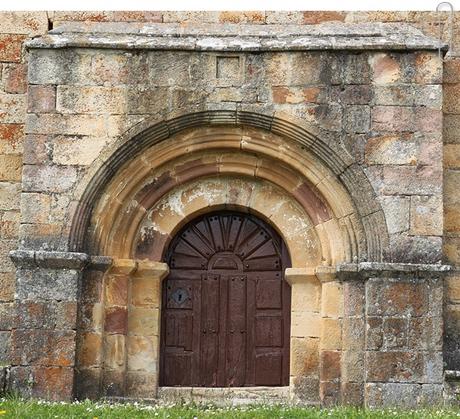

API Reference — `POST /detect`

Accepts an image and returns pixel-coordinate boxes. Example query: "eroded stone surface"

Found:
[26,22,446,52]
[0,11,451,408]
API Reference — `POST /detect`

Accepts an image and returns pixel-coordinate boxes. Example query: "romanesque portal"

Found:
[3,20,451,407]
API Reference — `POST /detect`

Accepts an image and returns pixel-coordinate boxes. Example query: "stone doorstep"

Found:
[157,386,291,406]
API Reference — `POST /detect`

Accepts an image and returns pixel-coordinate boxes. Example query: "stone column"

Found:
[101,259,136,397]
[74,256,112,400]
[340,277,366,406]
[285,267,321,405]
[9,250,88,400]
[126,261,168,398]
[317,267,342,406]
[99,259,168,399]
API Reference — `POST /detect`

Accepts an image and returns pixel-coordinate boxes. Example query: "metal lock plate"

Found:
[171,287,189,305]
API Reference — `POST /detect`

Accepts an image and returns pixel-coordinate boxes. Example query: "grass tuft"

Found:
[0,396,460,418]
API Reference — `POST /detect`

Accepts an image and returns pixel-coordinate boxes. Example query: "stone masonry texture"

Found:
[0,10,458,408]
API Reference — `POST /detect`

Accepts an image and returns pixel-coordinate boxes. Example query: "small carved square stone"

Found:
[216,56,241,79]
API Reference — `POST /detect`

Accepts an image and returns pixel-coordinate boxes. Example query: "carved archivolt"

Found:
[85,127,366,267]
[71,110,388,264]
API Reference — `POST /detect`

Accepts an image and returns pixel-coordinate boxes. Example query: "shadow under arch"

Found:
[69,109,388,262]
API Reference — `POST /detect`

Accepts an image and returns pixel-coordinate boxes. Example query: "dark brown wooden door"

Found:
[160,211,291,387]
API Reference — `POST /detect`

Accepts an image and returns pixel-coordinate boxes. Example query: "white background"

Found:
[2,0,460,12]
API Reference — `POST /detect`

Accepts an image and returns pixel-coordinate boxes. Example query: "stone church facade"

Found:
[0,11,460,408]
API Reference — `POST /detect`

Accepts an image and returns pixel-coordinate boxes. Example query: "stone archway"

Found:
[70,110,388,262]
[72,115,389,404]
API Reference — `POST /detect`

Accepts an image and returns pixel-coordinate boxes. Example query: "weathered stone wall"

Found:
[0,10,457,407]
[0,12,49,378]
[343,269,444,408]
[443,56,460,385]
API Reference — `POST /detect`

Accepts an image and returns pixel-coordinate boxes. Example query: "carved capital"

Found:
[134,261,169,280]
[284,267,316,285]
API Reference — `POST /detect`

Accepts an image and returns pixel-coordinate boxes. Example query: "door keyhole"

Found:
[171,288,188,305]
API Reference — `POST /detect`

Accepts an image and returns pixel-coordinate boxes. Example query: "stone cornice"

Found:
[9,250,112,271]
[10,251,450,281]
[337,262,452,281]
[25,22,446,52]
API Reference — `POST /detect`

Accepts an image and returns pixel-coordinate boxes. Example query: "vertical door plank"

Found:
[226,274,247,386]
[191,278,202,386]
[200,273,220,386]
[246,274,256,386]
[217,275,228,387]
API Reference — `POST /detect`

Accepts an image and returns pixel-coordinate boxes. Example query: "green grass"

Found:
[1,397,460,419]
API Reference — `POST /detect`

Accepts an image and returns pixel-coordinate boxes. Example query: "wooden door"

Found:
[160,211,291,387]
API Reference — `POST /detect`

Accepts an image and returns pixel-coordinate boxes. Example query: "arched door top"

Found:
[166,211,288,273]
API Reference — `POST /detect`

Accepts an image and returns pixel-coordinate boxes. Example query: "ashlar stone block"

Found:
[290,337,319,377]
[409,195,442,236]
[378,196,410,235]
[27,85,56,114]
[369,53,401,85]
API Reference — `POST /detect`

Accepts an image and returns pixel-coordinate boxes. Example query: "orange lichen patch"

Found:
[0,123,23,142]
[302,11,345,24]
[0,34,26,62]
[33,367,74,400]
[272,86,321,104]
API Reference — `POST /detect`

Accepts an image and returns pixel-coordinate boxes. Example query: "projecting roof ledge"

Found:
[26,21,447,52]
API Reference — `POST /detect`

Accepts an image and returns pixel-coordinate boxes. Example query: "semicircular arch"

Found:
[70,109,388,263]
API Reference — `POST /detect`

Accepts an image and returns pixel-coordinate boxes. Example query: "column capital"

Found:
[285,266,338,285]
[284,267,316,285]
[106,259,169,279]
[108,258,137,275]
[134,261,169,280]
[315,265,336,283]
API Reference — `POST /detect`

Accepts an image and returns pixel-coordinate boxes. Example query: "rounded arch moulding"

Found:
[69,109,389,266]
